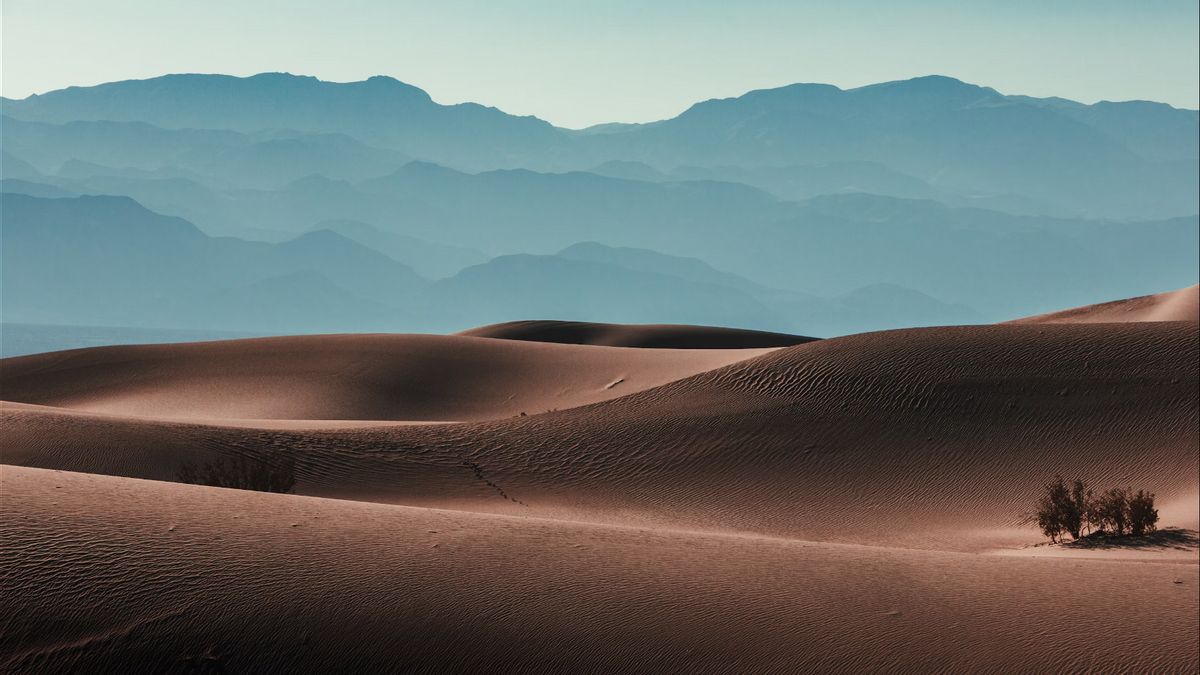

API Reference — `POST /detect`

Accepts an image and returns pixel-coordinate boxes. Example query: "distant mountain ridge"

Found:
[1,193,993,336]
[3,73,564,171]
[4,164,1194,323]
[4,72,1196,218]
[3,73,1196,339]
[574,76,1198,219]
[0,193,425,331]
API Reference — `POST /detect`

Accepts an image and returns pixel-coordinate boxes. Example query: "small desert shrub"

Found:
[1034,476,1156,542]
[1128,489,1159,536]
[1095,487,1129,535]
[1036,476,1076,542]
[177,452,296,494]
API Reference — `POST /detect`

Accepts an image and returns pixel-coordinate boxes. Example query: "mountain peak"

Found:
[735,82,844,104]
[898,74,971,88]
[245,71,319,82]
[5,72,437,117]
[851,75,999,99]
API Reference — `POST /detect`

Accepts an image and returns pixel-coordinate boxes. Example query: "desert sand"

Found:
[1011,284,1199,324]
[0,333,771,422]
[2,287,1198,672]
[458,319,817,348]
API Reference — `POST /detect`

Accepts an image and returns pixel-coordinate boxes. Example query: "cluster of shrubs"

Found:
[1035,476,1157,543]
[177,452,296,494]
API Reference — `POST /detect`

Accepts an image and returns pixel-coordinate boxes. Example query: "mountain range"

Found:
[2,72,1197,341]
[6,72,1195,218]
[2,193,989,339]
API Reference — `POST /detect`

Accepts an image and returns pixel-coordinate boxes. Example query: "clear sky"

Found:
[2,0,1197,128]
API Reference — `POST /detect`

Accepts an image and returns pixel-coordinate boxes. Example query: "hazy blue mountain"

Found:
[0,193,804,335]
[182,270,402,333]
[579,76,1198,219]
[558,242,981,335]
[1,193,426,331]
[2,73,569,171]
[1,115,410,189]
[507,191,1195,322]
[197,132,410,187]
[55,158,203,181]
[1013,96,1199,162]
[665,162,1064,215]
[0,322,259,358]
[586,160,1062,215]
[829,283,980,330]
[6,73,1195,219]
[17,163,1191,323]
[672,161,939,201]
[264,229,428,307]
[8,160,1191,325]
[3,73,1195,337]
[4,191,1192,337]
[0,178,75,198]
[558,241,770,295]
[1,150,47,181]
[587,160,670,182]
[53,174,253,237]
[2,115,246,176]
[424,254,791,333]
[710,193,1199,318]
[349,162,791,254]
[314,220,488,279]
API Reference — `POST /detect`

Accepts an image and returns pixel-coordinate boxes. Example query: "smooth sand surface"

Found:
[3,466,1197,674]
[2,294,1198,671]
[457,319,817,348]
[0,333,771,422]
[1011,284,1199,324]
[4,322,1195,548]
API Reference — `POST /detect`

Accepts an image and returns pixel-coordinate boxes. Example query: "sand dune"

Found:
[4,321,1195,550]
[1011,284,1199,324]
[2,302,1198,671]
[3,466,1196,674]
[0,333,769,422]
[458,319,816,348]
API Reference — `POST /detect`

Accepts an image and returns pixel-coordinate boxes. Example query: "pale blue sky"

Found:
[2,0,1197,128]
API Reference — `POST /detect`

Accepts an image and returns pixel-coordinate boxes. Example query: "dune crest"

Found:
[457,320,817,348]
[1010,285,1199,324]
[3,321,1195,552]
[3,307,1198,672]
[0,333,770,422]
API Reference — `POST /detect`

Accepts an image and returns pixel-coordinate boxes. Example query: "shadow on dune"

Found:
[457,319,818,348]
[1062,528,1199,551]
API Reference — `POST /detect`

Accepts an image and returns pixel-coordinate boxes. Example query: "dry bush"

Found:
[1128,489,1158,536]
[1035,478,1156,542]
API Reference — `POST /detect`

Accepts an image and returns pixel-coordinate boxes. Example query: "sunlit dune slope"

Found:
[1010,284,1199,324]
[4,322,1195,550]
[2,466,1195,674]
[0,334,770,422]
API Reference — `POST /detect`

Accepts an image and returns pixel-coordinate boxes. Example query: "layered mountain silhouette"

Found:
[311,220,488,279]
[1,114,410,189]
[3,70,1198,674]
[4,73,1197,218]
[1,194,422,331]
[575,76,1198,219]
[2,74,564,171]
[3,194,989,342]
[556,242,983,335]
[2,73,1197,343]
